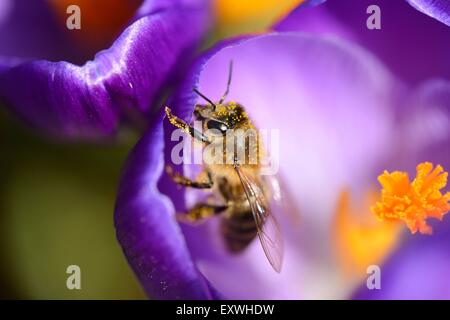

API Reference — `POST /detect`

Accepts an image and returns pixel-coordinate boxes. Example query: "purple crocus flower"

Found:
[114,31,449,302]
[0,0,211,139]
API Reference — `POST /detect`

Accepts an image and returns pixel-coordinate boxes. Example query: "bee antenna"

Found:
[219,60,233,104]
[193,88,216,109]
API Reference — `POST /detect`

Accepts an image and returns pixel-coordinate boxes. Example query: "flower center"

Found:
[372,162,450,235]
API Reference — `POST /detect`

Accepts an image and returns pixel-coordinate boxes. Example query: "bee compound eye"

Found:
[207,120,228,133]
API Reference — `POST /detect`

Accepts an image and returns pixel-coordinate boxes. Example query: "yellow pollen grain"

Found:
[372,162,450,235]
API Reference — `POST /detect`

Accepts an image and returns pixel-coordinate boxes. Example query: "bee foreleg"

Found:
[165,107,210,143]
[166,165,213,189]
[176,203,228,223]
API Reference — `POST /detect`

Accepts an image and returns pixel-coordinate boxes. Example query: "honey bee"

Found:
[165,62,283,272]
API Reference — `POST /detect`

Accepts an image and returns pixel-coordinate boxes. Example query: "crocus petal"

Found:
[114,38,235,300]
[275,0,450,84]
[399,79,450,172]
[114,115,217,299]
[0,0,210,139]
[162,33,403,299]
[406,0,450,26]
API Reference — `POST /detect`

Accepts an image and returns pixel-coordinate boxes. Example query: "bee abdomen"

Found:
[221,211,258,253]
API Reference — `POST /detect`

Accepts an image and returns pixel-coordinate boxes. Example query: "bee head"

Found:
[194,102,249,135]
[191,62,252,136]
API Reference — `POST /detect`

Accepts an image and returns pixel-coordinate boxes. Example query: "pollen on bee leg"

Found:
[372,162,450,235]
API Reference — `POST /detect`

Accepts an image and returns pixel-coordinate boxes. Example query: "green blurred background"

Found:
[0,108,145,299]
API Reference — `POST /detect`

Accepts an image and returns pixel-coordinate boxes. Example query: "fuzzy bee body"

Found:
[164,62,284,272]
[222,210,258,252]
[199,104,265,252]
[215,174,259,253]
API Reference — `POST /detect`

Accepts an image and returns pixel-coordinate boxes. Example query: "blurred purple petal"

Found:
[353,79,450,299]
[0,0,79,62]
[407,0,450,26]
[163,33,403,298]
[0,0,210,139]
[396,79,450,174]
[114,115,216,299]
[275,0,450,84]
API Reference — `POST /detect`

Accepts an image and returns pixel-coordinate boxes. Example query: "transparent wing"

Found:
[262,173,301,228]
[234,166,284,272]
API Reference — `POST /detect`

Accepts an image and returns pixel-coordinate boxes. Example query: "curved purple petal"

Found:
[0,0,211,139]
[114,114,217,300]
[162,33,403,299]
[407,0,450,26]
[114,38,237,300]
[275,0,450,85]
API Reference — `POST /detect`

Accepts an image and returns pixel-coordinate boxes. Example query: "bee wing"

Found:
[234,166,284,273]
[262,173,301,228]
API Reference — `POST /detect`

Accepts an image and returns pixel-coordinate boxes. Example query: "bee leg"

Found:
[166,165,213,189]
[177,203,228,223]
[165,107,210,143]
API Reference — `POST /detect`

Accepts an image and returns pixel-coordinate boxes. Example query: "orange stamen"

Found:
[372,162,450,235]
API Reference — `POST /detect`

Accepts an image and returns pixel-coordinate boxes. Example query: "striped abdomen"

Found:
[221,211,258,253]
